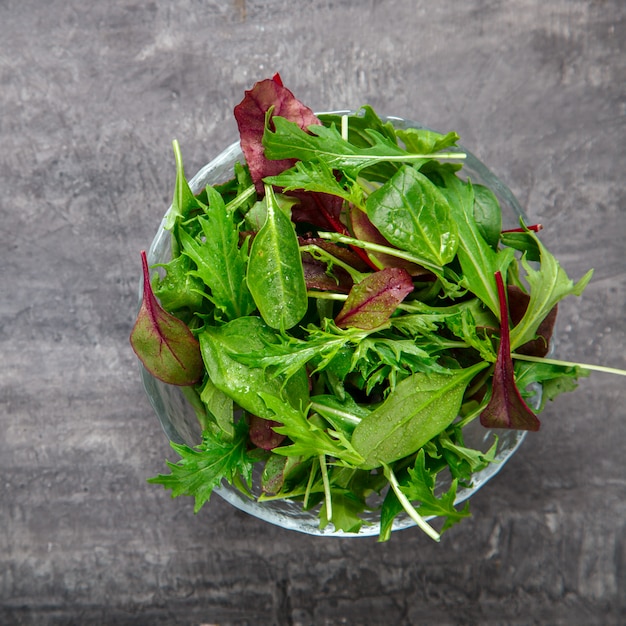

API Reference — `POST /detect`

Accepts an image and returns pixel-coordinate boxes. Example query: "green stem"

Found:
[319,454,332,522]
[512,353,626,377]
[383,464,441,542]
[318,231,443,273]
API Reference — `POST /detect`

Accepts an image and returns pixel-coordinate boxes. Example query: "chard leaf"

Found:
[510,231,593,350]
[335,267,414,330]
[234,75,320,189]
[199,316,310,419]
[247,185,308,330]
[352,361,489,469]
[365,165,459,268]
[179,185,255,321]
[480,271,540,431]
[248,414,286,450]
[130,251,204,386]
[147,420,253,513]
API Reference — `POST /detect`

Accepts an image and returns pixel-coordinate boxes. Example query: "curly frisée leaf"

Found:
[130,251,204,386]
[148,421,254,512]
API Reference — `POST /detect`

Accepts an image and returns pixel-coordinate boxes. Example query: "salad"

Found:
[130,75,623,541]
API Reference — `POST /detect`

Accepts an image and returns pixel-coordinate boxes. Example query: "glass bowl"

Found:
[140,114,530,537]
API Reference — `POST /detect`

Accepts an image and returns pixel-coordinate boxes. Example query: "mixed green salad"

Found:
[130,75,623,541]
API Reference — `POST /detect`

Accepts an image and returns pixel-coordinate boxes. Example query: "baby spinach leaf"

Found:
[130,251,204,386]
[247,185,308,330]
[366,165,459,268]
[179,185,255,321]
[199,316,309,419]
[437,170,514,317]
[335,267,414,330]
[352,361,489,469]
[472,183,502,249]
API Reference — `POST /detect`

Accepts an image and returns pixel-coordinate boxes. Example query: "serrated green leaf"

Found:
[148,421,253,513]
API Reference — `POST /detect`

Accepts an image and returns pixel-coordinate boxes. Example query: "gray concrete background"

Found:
[1,1,625,624]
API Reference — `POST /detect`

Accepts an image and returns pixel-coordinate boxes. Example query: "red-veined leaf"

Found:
[335,267,414,330]
[130,251,204,385]
[480,271,540,431]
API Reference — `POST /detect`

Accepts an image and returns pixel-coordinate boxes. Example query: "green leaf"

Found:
[263,116,464,178]
[401,449,471,532]
[130,251,204,386]
[153,253,205,313]
[437,170,515,316]
[199,376,234,439]
[320,490,367,534]
[366,165,459,268]
[179,185,255,321]
[510,232,593,350]
[199,316,310,419]
[164,139,204,233]
[351,361,489,469]
[148,421,254,513]
[264,159,365,209]
[259,393,364,466]
[246,185,308,330]
[396,128,460,154]
[472,183,502,249]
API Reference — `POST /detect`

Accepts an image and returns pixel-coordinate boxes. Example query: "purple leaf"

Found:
[335,267,414,330]
[248,414,286,451]
[234,75,320,191]
[130,251,204,386]
[480,271,540,431]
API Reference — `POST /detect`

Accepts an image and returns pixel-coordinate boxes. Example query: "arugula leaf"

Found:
[264,159,365,209]
[179,185,255,321]
[401,450,471,532]
[320,489,367,534]
[148,420,254,513]
[247,185,308,330]
[263,115,465,178]
[259,393,365,466]
[510,230,593,350]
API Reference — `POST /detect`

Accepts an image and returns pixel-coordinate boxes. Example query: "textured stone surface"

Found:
[1,1,625,624]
